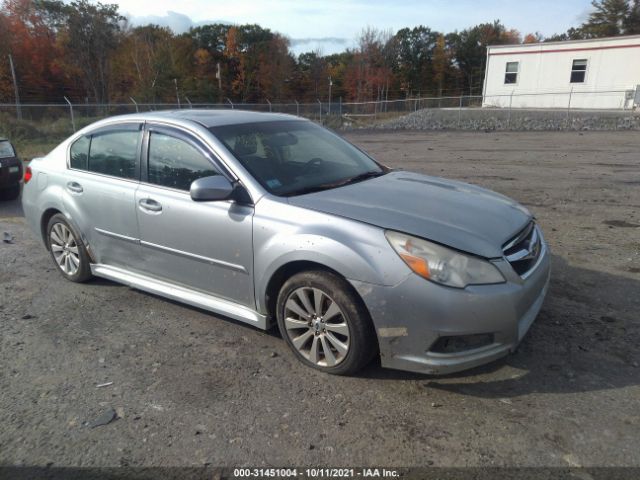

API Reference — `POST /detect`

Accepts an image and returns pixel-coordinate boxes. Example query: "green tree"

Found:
[625,0,640,33]
[582,0,630,37]
[449,21,519,95]
[391,26,438,95]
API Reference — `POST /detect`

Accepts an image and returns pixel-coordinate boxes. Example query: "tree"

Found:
[449,21,519,95]
[625,0,640,32]
[523,32,544,43]
[0,0,65,102]
[391,26,439,95]
[582,0,630,37]
[40,0,123,103]
[432,35,450,96]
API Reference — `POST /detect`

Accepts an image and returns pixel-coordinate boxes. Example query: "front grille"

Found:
[503,222,542,276]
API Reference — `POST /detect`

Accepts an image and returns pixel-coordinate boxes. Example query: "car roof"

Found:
[124,109,304,128]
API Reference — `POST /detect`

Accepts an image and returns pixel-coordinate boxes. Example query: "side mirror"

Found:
[190,175,234,202]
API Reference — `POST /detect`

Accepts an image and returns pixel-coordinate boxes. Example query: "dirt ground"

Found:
[0,131,639,468]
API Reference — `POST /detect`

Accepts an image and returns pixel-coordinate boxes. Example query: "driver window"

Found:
[148,132,220,191]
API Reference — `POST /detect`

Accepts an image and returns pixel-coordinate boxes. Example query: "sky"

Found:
[117,0,594,55]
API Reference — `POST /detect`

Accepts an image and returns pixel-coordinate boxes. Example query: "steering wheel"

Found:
[307,157,324,172]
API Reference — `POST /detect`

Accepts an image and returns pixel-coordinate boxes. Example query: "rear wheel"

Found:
[276,270,377,375]
[46,214,92,282]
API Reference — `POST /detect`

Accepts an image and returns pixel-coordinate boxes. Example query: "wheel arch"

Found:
[40,208,63,249]
[263,260,375,338]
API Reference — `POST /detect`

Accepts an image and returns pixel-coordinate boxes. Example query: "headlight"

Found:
[385,231,505,288]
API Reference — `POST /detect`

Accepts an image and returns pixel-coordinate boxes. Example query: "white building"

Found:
[482,35,640,110]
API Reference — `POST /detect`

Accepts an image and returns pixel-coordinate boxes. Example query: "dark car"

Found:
[0,138,23,200]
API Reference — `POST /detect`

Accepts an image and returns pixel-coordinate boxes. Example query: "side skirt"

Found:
[90,264,269,330]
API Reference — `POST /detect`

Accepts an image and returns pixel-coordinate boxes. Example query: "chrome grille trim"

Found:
[503,221,543,277]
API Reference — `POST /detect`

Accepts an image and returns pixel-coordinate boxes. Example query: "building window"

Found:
[570,59,587,83]
[504,62,519,84]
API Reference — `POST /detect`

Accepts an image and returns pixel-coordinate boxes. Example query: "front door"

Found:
[134,125,255,307]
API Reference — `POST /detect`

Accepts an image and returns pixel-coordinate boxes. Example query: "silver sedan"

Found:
[22,110,550,375]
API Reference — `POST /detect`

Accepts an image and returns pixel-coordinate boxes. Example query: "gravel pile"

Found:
[372,108,640,131]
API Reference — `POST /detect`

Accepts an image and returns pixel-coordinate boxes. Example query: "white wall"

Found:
[482,36,640,109]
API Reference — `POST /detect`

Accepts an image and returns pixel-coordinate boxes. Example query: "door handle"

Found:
[66,181,83,194]
[138,198,162,213]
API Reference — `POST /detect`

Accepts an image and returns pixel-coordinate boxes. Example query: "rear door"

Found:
[62,122,143,268]
[134,124,255,307]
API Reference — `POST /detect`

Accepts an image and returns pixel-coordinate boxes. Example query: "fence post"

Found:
[130,97,139,113]
[226,98,234,109]
[458,95,463,128]
[567,87,573,123]
[507,91,514,129]
[8,54,22,120]
[64,96,76,132]
[317,99,322,123]
[266,98,272,112]
[339,97,342,117]
[295,99,299,117]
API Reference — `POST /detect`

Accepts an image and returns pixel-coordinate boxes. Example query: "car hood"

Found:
[287,171,532,258]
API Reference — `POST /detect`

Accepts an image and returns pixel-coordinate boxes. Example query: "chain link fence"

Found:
[1,88,638,154]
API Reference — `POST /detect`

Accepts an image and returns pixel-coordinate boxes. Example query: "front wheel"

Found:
[276,270,377,375]
[46,214,93,282]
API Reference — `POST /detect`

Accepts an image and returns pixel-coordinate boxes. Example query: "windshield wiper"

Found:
[285,170,385,197]
[333,170,386,187]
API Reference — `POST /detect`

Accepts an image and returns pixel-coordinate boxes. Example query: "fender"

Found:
[252,198,410,314]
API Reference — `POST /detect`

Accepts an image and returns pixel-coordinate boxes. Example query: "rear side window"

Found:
[70,136,90,169]
[147,132,220,191]
[89,131,139,180]
[0,141,15,158]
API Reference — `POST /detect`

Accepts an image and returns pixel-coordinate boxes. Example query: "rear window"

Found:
[0,141,15,158]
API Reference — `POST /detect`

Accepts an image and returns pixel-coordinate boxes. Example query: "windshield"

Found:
[209,120,385,196]
[0,141,15,158]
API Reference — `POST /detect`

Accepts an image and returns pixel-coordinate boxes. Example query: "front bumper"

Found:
[351,242,551,375]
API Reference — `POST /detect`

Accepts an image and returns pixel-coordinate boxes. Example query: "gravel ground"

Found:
[0,131,639,468]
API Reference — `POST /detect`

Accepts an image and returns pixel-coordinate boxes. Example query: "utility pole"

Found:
[328,76,333,115]
[8,54,22,120]
[216,62,222,103]
[174,78,181,108]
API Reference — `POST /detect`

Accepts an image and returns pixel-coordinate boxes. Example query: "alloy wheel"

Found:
[50,222,81,276]
[283,287,350,367]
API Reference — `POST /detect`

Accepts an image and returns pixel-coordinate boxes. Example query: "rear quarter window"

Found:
[0,141,15,158]
[70,136,90,170]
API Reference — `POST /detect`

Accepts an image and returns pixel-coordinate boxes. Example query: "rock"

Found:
[88,408,117,428]
[3,232,14,244]
[269,351,278,358]
[21,314,34,320]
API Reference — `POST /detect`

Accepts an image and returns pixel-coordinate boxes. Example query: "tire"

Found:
[276,270,377,375]
[2,184,20,200]
[46,214,93,283]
